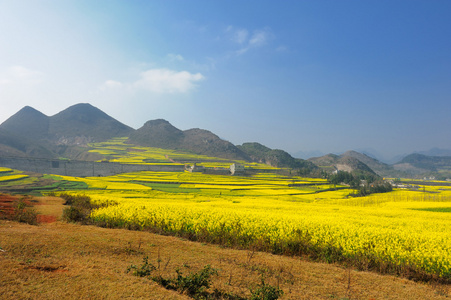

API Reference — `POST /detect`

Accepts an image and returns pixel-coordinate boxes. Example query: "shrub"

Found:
[59,193,92,208]
[61,193,94,224]
[13,198,38,225]
[126,256,156,277]
[174,265,218,297]
[250,277,283,300]
[126,257,223,300]
[60,193,118,224]
[62,206,87,223]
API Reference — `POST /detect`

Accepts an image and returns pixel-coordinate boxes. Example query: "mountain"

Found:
[129,120,251,161]
[393,153,451,179]
[182,128,250,160]
[128,119,184,149]
[1,103,134,146]
[0,106,50,140]
[399,153,451,169]
[336,156,376,174]
[0,103,135,159]
[307,153,339,167]
[2,103,449,179]
[238,142,317,171]
[415,148,451,157]
[291,150,326,160]
[340,151,392,176]
[1,104,316,168]
[48,103,134,145]
[307,150,451,179]
[0,129,54,158]
[0,107,55,158]
[308,152,376,175]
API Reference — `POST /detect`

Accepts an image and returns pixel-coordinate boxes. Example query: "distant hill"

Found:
[336,156,376,174]
[340,151,393,176]
[393,153,451,179]
[129,119,251,161]
[128,119,183,149]
[415,148,451,157]
[238,142,317,172]
[0,103,134,146]
[307,153,339,168]
[0,103,134,159]
[182,128,251,161]
[291,149,326,160]
[308,150,451,179]
[308,152,376,175]
[0,106,50,141]
[0,129,54,158]
[2,103,450,179]
[48,103,134,145]
[399,153,451,170]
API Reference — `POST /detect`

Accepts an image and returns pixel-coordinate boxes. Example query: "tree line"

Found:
[327,170,392,196]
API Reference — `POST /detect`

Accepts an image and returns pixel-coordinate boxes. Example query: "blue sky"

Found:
[1,1,450,160]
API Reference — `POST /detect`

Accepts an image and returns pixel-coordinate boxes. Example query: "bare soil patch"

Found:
[36,214,58,223]
[0,194,17,217]
[0,194,63,224]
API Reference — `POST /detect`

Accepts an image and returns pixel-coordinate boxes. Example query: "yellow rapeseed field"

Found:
[0,174,28,181]
[52,169,451,280]
[39,140,450,280]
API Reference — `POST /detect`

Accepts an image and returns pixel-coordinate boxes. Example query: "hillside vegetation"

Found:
[0,129,55,158]
[129,119,251,161]
[1,136,451,298]
[2,137,450,284]
[308,153,376,176]
[394,153,451,179]
[308,151,414,178]
[340,151,394,175]
[238,142,317,174]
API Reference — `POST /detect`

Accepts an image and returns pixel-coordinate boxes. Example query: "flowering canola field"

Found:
[17,138,440,279]
[52,169,451,280]
[87,137,280,170]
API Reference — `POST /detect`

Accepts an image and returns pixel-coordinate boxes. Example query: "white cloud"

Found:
[233,29,249,44]
[100,68,205,94]
[233,27,273,56]
[236,47,250,56]
[99,80,123,91]
[167,53,184,62]
[0,66,48,123]
[0,66,43,86]
[226,26,249,44]
[0,78,11,85]
[249,30,269,47]
[134,69,204,93]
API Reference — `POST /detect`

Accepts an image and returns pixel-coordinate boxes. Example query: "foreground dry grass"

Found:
[1,219,449,300]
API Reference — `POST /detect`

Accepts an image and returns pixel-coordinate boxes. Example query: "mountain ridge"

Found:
[308,152,376,176]
[129,120,251,161]
[392,153,451,179]
[48,103,135,144]
[0,106,50,141]
[238,142,317,172]
[1,103,450,178]
[0,103,134,146]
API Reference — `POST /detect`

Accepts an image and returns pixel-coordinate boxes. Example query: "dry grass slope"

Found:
[1,202,449,300]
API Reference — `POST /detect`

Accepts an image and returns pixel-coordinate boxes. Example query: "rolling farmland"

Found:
[1,140,451,283]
